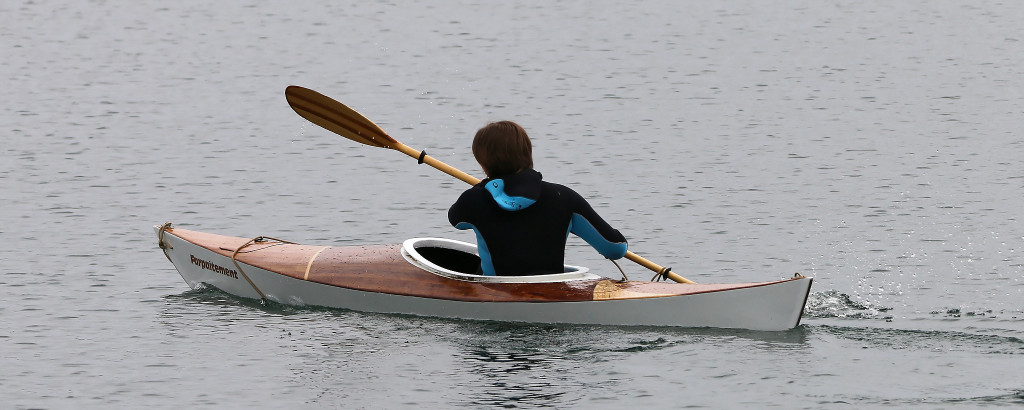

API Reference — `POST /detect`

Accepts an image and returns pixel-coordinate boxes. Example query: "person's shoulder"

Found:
[540,180,586,201]
[450,180,491,222]
[455,179,492,201]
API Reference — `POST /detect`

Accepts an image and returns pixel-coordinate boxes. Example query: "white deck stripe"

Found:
[303,246,329,280]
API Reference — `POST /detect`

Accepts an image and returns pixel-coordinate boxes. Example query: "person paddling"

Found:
[448,121,628,276]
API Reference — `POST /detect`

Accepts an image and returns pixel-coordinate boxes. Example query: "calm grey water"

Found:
[2,1,1023,408]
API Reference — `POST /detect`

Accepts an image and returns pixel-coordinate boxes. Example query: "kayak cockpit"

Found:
[400,238,599,283]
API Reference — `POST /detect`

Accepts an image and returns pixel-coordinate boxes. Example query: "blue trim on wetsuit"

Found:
[484,179,536,211]
[454,222,496,276]
[569,213,629,259]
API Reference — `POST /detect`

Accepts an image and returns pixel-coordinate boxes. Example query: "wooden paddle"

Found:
[286,86,478,185]
[285,85,696,284]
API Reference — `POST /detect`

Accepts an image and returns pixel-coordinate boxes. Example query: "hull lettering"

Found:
[190,255,239,279]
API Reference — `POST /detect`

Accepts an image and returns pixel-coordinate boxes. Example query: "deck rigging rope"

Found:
[157,222,173,250]
[230,236,297,304]
[609,258,629,282]
[157,222,174,262]
[651,266,672,282]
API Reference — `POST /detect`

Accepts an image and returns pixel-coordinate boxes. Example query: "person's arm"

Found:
[565,189,628,260]
[449,187,499,276]
[448,191,474,229]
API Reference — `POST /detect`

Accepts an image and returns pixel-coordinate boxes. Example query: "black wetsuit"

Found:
[448,169,628,276]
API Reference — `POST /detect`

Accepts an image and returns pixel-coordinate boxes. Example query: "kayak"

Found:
[156,224,813,331]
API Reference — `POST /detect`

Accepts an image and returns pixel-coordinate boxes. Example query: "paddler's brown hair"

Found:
[472,121,533,178]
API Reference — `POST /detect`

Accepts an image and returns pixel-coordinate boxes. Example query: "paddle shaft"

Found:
[392,142,480,185]
[623,252,695,284]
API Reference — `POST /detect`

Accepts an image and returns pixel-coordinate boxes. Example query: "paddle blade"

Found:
[285,85,397,148]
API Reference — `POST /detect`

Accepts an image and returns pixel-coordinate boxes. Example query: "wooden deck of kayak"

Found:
[167,227,786,303]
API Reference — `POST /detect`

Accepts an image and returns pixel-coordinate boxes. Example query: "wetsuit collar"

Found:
[483,169,543,211]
